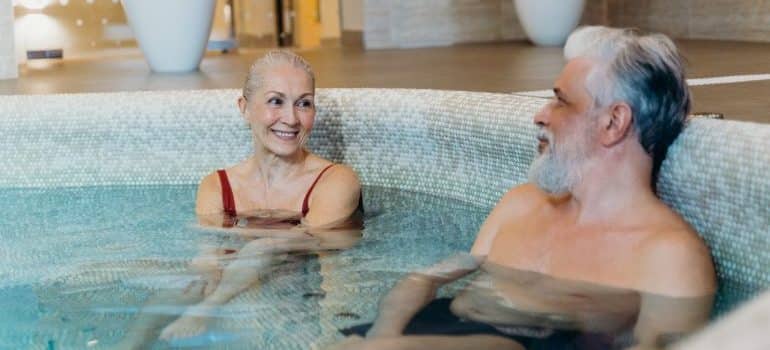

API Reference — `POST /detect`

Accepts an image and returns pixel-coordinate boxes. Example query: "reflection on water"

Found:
[341,258,715,349]
[0,185,741,349]
[0,185,482,349]
[115,204,366,347]
[451,262,713,349]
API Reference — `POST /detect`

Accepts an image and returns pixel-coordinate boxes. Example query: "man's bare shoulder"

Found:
[470,184,551,256]
[497,183,553,215]
[634,203,716,297]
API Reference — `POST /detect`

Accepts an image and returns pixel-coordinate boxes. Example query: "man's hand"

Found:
[323,335,367,350]
[366,253,483,338]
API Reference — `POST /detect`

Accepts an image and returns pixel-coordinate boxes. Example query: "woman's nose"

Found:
[281,106,299,125]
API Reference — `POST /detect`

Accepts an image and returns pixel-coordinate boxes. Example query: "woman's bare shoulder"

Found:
[305,154,360,189]
[196,170,224,215]
[310,164,361,213]
[325,163,361,185]
[200,169,229,193]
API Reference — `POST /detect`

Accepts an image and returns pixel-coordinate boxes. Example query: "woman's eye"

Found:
[268,98,283,106]
[296,100,314,109]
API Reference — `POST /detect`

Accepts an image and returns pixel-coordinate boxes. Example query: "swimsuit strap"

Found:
[217,169,237,217]
[301,164,336,217]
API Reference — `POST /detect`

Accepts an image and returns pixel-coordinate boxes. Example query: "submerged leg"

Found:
[189,248,235,296]
[114,280,207,350]
[159,237,317,340]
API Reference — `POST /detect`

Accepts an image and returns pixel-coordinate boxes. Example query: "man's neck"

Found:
[568,143,655,225]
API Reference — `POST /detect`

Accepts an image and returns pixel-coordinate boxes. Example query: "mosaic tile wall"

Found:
[0,87,767,314]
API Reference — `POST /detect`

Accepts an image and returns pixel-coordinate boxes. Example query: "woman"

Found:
[119,51,363,346]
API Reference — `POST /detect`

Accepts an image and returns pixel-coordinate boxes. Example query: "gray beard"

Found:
[527,111,598,195]
[528,150,581,195]
[527,127,593,195]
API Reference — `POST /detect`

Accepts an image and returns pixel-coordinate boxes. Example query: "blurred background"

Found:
[6,0,353,60]
[6,0,770,59]
[1,0,769,122]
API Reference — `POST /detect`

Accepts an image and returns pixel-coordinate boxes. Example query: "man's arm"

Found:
[630,230,717,349]
[366,185,529,338]
[365,253,484,338]
[327,334,524,350]
[629,293,714,349]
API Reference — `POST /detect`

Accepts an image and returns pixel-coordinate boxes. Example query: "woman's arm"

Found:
[301,164,362,228]
[195,171,229,227]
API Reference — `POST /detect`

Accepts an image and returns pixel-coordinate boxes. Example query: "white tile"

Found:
[0,0,12,21]
[0,0,16,79]
[0,58,19,80]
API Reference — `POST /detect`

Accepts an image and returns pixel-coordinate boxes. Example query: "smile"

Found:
[271,129,299,140]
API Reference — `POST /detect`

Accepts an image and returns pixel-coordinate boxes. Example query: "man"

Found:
[331,26,716,350]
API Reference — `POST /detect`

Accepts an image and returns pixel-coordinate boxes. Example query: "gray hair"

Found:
[564,26,691,182]
[242,50,315,100]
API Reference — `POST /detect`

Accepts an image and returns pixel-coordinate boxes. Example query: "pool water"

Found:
[0,185,488,349]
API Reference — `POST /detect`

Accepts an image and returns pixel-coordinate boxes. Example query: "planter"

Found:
[514,0,585,47]
[122,0,216,73]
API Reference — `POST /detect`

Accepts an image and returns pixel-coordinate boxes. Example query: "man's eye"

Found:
[268,98,283,106]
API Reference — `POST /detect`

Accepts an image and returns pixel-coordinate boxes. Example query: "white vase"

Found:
[514,0,586,47]
[122,0,216,73]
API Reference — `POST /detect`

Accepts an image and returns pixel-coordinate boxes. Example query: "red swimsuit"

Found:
[214,164,362,254]
[216,164,337,220]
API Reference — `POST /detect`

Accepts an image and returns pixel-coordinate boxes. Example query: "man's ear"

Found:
[237,96,247,114]
[600,102,633,146]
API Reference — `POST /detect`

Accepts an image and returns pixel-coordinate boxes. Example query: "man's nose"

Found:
[533,106,550,127]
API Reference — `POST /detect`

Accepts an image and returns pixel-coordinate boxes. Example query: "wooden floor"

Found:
[2,40,769,123]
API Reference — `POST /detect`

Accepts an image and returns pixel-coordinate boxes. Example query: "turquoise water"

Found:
[1,184,748,349]
[0,185,487,349]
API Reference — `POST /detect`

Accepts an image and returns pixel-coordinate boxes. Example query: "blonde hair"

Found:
[242,50,315,100]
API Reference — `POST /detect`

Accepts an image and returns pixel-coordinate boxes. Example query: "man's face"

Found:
[528,58,599,195]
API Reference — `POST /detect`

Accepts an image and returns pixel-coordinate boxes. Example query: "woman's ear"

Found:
[600,102,633,147]
[238,96,252,129]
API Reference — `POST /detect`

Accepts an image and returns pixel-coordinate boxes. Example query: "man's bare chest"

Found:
[486,218,648,289]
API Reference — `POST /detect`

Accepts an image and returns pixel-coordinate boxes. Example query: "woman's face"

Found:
[239,64,315,157]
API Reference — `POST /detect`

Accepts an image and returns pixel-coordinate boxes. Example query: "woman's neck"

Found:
[247,146,308,186]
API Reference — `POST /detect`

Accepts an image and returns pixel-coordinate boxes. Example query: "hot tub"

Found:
[0,88,767,348]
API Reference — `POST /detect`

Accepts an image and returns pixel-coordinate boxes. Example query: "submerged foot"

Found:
[113,280,208,349]
[159,313,209,340]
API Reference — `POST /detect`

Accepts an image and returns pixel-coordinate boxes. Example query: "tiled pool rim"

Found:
[1,88,767,317]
